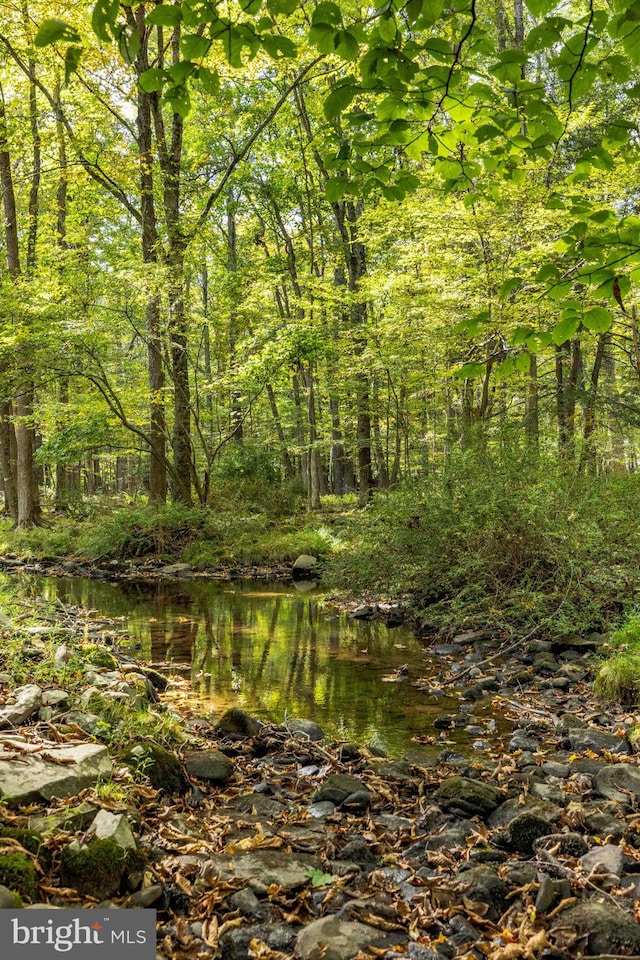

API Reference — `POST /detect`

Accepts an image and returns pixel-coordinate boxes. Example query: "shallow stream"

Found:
[17,575,485,757]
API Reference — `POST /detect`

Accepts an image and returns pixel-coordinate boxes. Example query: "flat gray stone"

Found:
[0,736,112,806]
[580,843,623,878]
[281,718,325,741]
[89,810,136,850]
[202,849,321,892]
[567,727,630,755]
[296,916,400,960]
[184,750,233,781]
[594,763,640,802]
[435,776,503,818]
[0,685,42,727]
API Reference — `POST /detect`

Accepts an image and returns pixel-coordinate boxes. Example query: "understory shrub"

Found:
[325,445,640,634]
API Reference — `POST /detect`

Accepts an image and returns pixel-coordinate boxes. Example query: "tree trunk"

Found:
[134,9,167,503]
[0,82,40,526]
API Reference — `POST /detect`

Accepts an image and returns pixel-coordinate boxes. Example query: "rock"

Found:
[580,843,624,878]
[184,749,233,782]
[595,763,640,802]
[0,737,112,806]
[227,887,264,919]
[221,923,294,960]
[60,838,144,900]
[535,833,589,858]
[349,605,374,620]
[553,901,640,955]
[455,866,509,920]
[435,777,503,818]
[488,797,562,829]
[0,685,42,727]
[425,822,477,851]
[121,742,189,794]
[296,916,401,960]
[202,850,321,892]
[41,689,69,708]
[567,727,630,755]
[89,810,136,850]
[159,563,191,577]
[583,810,624,840]
[340,838,378,867]
[214,707,262,738]
[0,852,38,901]
[314,774,370,806]
[307,801,336,818]
[29,801,98,836]
[495,813,554,854]
[291,553,318,576]
[127,884,163,907]
[0,884,20,908]
[281,718,325,741]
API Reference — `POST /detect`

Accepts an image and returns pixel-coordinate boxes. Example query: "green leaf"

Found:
[165,84,191,117]
[197,66,220,94]
[311,1,342,25]
[454,362,486,378]
[582,307,613,332]
[324,83,357,120]
[267,0,299,13]
[115,23,140,64]
[35,19,81,47]
[325,177,349,202]
[305,869,336,888]
[378,14,396,42]
[512,326,534,345]
[261,34,297,58]
[336,29,359,60]
[552,316,581,345]
[139,68,167,93]
[535,263,559,283]
[524,0,558,15]
[91,0,119,42]
[514,352,531,373]
[146,5,183,27]
[64,45,82,82]
[499,276,522,300]
[167,61,196,84]
[181,34,211,59]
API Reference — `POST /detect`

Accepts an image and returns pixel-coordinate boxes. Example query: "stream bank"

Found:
[0,592,639,959]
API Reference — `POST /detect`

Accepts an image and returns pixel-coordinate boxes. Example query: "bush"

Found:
[325,446,640,634]
[594,655,640,704]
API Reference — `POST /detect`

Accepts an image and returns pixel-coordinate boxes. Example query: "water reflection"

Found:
[23,576,462,756]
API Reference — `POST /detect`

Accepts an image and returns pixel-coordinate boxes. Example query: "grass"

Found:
[594,613,640,705]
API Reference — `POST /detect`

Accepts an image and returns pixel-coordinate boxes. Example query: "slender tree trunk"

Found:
[524,352,539,455]
[0,82,39,526]
[134,9,167,503]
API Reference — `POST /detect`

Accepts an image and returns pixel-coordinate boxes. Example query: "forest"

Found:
[1,0,640,634]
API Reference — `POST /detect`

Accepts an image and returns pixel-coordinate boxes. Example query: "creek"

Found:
[16,574,480,757]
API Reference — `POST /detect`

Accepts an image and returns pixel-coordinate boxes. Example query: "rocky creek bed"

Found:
[0,592,640,959]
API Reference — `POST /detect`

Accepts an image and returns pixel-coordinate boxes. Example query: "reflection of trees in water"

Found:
[25,575,430,750]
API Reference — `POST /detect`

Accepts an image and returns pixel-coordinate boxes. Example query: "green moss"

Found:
[0,852,38,901]
[80,645,117,670]
[594,655,640,704]
[120,742,188,794]
[0,828,43,855]
[60,838,144,900]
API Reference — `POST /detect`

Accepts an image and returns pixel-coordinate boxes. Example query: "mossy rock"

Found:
[120,742,188,794]
[60,838,144,900]
[80,644,118,670]
[0,852,38,901]
[0,828,43,855]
